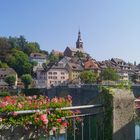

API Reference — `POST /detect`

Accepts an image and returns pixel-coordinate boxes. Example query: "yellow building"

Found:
[66,62,83,83]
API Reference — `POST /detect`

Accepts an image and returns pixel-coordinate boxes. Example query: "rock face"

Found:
[112,89,135,140]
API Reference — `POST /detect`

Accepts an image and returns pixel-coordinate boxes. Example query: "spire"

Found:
[76,30,83,49]
[78,30,81,40]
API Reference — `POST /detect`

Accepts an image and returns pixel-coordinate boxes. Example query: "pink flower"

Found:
[33,95,37,99]
[67,95,72,101]
[43,119,48,125]
[52,127,57,132]
[13,112,17,116]
[27,96,32,100]
[62,122,68,128]
[75,117,82,121]
[5,96,11,101]
[51,97,58,103]
[56,118,62,123]
[11,100,16,104]
[40,114,48,125]
[17,103,23,109]
[0,102,8,107]
[40,114,47,121]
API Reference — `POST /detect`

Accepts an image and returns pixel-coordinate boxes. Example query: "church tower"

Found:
[76,30,83,49]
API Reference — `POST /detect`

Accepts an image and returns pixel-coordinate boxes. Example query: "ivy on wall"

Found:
[91,86,113,140]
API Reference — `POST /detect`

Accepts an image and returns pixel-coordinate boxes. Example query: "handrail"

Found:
[0,104,103,116]
[66,112,104,119]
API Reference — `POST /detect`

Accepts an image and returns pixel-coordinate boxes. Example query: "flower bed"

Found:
[0,95,80,135]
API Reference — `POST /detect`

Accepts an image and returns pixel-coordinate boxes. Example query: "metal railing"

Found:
[0,104,104,140]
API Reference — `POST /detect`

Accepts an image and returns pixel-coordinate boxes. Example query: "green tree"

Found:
[0,37,12,61]
[48,53,59,63]
[17,35,28,52]
[80,70,98,84]
[8,36,19,48]
[100,67,119,81]
[6,49,32,76]
[8,36,42,56]
[25,42,40,55]
[21,74,32,89]
[5,75,16,88]
[40,50,49,55]
[9,36,28,54]
[0,61,9,68]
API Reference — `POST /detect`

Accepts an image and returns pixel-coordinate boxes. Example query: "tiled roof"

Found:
[67,62,83,71]
[59,56,72,64]
[84,59,99,70]
[30,53,46,59]
[111,58,125,64]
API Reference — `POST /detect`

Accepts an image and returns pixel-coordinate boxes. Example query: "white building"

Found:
[35,58,69,89]
[30,53,47,71]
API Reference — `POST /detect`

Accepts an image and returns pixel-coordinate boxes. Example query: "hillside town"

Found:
[0,31,140,90]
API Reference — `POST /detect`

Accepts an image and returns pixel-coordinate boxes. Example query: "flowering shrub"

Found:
[0,95,80,134]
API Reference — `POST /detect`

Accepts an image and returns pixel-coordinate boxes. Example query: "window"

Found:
[53,72,57,75]
[48,72,52,75]
[53,76,57,79]
[61,76,65,79]
[48,76,52,79]
[61,72,65,75]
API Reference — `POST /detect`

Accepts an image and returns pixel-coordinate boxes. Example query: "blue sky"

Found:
[0,0,140,63]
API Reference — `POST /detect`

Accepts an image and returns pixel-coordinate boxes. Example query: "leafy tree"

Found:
[100,67,119,81]
[80,70,98,84]
[31,61,38,67]
[6,49,32,76]
[17,35,28,52]
[8,36,19,48]
[48,53,59,63]
[8,36,41,55]
[0,61,9,68]
[21,74,32,89]
[40,50,49,55]
[25,42,40,55]
[0,37,12,61]
[5,75,16,88]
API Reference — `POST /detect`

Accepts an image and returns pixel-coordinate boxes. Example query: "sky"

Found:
[0,0,140,63]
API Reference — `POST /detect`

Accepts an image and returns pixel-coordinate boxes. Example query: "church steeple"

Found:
[76,30,83,49]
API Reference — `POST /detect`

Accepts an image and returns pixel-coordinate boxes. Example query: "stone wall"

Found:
[46,86,100,105]
[112,89,135,140]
